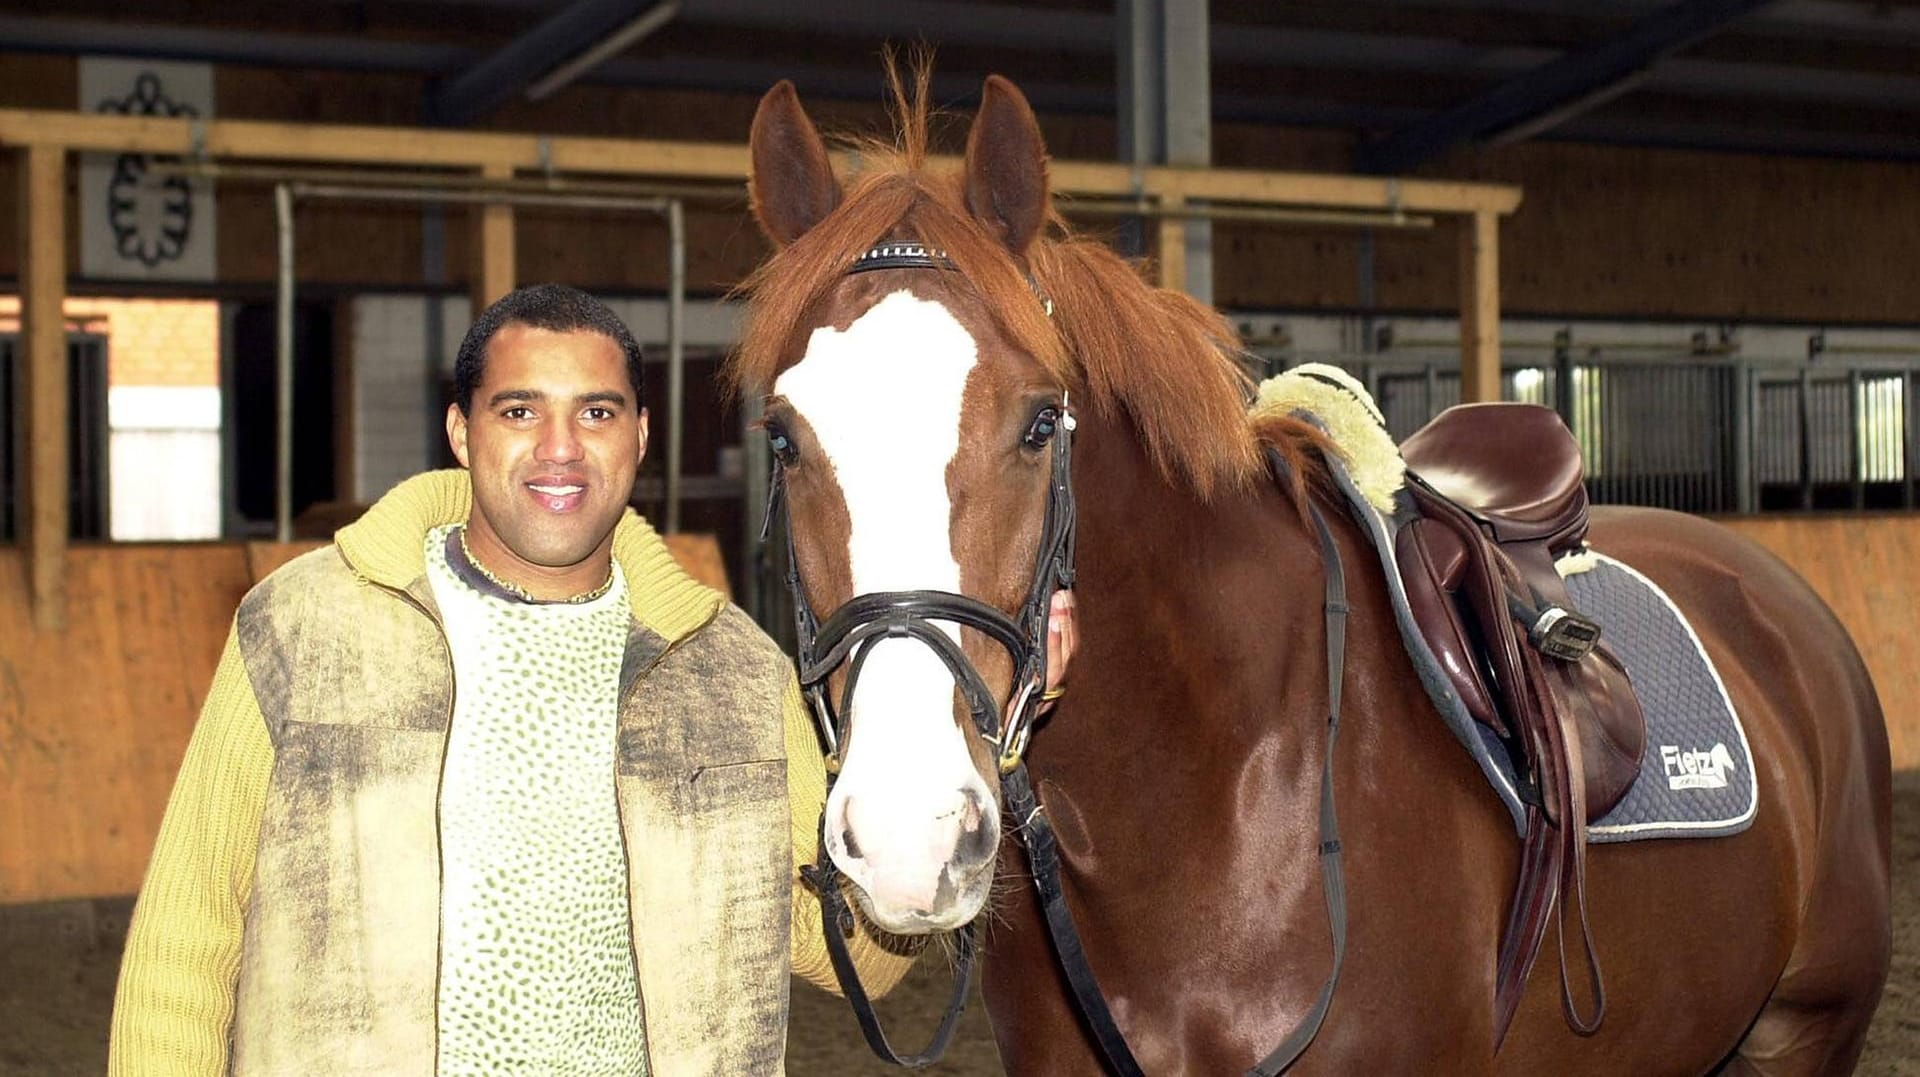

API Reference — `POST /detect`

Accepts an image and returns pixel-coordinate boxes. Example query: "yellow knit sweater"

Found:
[109,471,917,1075]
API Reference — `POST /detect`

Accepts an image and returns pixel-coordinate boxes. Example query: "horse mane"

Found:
[730,60,1329,504]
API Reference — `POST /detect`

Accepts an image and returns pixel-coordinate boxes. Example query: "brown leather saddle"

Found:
[1393,402,1647,1046]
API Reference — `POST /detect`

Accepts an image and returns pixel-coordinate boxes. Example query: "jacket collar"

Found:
[334,470,724,645]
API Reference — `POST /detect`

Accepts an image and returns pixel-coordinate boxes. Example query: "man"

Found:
[111,284,1064,1074]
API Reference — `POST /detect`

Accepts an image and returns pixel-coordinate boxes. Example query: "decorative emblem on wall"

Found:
[97,72,198,268]
[77,57,216,281]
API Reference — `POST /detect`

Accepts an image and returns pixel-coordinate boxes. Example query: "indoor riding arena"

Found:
[2,2,1918,1074]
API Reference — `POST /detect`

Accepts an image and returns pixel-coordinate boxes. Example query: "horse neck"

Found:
[1058,403,1332,763]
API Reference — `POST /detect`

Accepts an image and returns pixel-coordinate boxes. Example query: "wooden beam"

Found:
[1458,210,1503,404]
[472,162,516,312]
[19,145,67,631]
[0,108,755,177]
[1142,164,1524,216]
[1155,194,1187,292]
[0,109,1524,216]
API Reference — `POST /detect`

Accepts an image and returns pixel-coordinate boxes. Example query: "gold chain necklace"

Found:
[458,525,616,605]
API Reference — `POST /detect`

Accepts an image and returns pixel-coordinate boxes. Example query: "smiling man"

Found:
[107,285,933,1075]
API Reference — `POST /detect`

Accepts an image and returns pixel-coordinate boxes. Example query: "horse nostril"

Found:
[841,828,863,860]
[954,790,996,865]
[956,816,995,865]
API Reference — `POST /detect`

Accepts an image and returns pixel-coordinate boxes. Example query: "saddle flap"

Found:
[1559,641,1647,821]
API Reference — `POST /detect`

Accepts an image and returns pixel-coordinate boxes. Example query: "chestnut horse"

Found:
[731,70,1891,1074]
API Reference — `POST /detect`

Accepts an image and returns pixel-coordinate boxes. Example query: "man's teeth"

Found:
[530,484,583,495]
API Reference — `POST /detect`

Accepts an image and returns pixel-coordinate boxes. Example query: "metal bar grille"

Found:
[1282,350,1919,514]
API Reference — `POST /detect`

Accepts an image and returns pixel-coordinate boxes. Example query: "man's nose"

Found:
[536,417,584,462]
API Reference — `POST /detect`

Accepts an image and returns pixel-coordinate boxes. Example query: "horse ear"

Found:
[749,80,842,247]
[964,75,1050,255]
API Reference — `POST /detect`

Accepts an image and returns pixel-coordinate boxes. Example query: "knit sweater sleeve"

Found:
[109,625,275,1076]
[782,674,925,999]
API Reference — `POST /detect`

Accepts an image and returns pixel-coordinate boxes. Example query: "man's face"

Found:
[446,324,647,591]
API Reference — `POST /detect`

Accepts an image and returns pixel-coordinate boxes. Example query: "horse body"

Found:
[982,412,1890,1074]
[735,65,1890,1075]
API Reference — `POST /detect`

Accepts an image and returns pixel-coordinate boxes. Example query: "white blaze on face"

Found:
[776,289,993,916]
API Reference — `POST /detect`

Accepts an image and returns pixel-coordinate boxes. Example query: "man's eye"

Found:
[1023,406,1060,450]
[583,406,613,421]
[768,425,799,464]
[503,406,533,420]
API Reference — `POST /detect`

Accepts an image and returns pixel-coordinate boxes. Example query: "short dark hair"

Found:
[453,284,645,413]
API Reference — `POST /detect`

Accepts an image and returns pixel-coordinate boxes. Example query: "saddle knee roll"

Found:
[1396,517,1507,738]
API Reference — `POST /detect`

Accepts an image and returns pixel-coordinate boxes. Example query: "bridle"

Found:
[777,256,1078,779]
[765,240,1348,1076]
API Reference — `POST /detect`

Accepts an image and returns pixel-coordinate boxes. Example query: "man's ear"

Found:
[635,407,650,466]
[446,403,471,469]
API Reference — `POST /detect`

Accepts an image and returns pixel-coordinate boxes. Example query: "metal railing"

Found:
[1267,342,1920,514]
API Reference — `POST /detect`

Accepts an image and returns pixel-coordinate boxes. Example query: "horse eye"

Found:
[1023,407,1061,450]
[768,425,799,464]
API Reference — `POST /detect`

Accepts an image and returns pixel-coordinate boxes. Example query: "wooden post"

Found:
[1155,195,1187,293]
[472,162,515,312]
[1458,210,1502,403]
[20,145,67,631]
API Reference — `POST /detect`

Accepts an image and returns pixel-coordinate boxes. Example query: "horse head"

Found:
[735,67,1275,935]
[737,72,1056,933]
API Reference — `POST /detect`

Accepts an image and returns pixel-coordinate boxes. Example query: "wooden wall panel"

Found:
[216,189,432,289]
[1720,516,1918,771]
[0,545,252,903]
[1460,142,1920,324]
[662,533,730,598]
[0,52,76,112]
[244,540,325,582]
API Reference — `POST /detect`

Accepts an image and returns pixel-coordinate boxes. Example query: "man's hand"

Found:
[1038,589,1076,713]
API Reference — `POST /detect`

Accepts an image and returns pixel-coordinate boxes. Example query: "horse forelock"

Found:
[729,65,1327,504]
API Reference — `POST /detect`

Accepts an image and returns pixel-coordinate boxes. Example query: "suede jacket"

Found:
[108,470,913,1076]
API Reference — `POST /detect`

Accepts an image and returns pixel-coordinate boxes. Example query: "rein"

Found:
[767,242,1348,1074]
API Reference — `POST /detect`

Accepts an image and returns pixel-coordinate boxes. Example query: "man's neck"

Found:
[456,520,615,603]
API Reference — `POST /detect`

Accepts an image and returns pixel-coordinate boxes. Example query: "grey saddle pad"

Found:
[1565,552,1757,843]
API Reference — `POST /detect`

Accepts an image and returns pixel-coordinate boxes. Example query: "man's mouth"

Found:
[526,480,587,512]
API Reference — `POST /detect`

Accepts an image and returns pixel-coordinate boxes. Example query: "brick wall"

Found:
[0,296,219,387]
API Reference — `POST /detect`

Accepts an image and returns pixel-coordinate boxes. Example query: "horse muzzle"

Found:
[825,780,1000,932]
